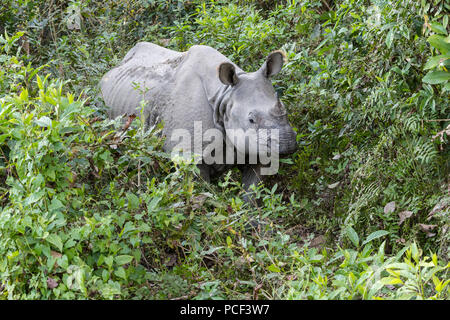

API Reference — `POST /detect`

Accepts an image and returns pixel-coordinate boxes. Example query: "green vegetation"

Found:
[0,0,448,299]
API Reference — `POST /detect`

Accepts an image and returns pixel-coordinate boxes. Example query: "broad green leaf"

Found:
[385,262,410,270]
[114,267,127,280]
[36,74,43,90]
[126,192,140,210]
[24,191,45,206]
[362,230,389,245]
[430,22,448,36]
[115,255,133,266]
[146,196,162,213]
[35,116,52,128]
[422,71,450,84]
[346,226,359,247]
[0,133,9,144]
[19,89,28,101]
[411,242,420,263]
[7,251,19,260]
[58,255,68,269]
[201,246,224,255]
[432,253,438,266]
[423,54,450,70]
[46,234,63,251]
[104,256,114,268]
[386,30,394,49]
[380,276,403,285]
[267,264,281,273]
[428,35,450,55]
[433,275,443,292]
[49,198,65,211]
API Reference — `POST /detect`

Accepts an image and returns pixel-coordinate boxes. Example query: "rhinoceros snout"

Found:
[278,126,298,155]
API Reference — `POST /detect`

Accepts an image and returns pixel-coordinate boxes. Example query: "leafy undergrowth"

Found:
[0,0,449,299]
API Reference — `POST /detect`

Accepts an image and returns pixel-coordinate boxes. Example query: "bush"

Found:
[0,0,448,299]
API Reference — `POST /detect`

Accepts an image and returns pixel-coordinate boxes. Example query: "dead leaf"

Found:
[58,63,64,77]
[50,251,62,268]
[310,235,326,248]
[164,254,177,267]
[419,224,437,237]
[159,39,171,47]
[191,194,209,210]
[21,35,30,56]
[398,210,413,225]
[122,114,136,132]
[88,157,100,178]
[427,198,449,220]
[253,283,263,300]
[51,251,62,259]
[67,5,82,30]
[170,201,185,209]
[384,201,396,214]
[332,154,342,160]
[47,277,58,289]
[328,181,340,189]
[431,124,450,151]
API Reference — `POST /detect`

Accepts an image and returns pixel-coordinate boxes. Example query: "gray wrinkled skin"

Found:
[100,42,297,194]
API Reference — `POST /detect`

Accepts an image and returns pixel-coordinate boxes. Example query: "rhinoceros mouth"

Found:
[279,143,297,155]
[278,132,298,155]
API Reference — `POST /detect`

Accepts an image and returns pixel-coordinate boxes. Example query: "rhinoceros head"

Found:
[215,51,297,157]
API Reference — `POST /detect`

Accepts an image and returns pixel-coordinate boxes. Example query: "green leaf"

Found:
[104,256,114,268]
[114,267,127,280]
[430,22,448,36]
[36,74,43,90]
[410,242,420,262]
[126,192,140,210]
[422,71,450,84]
[346,226,359,247]
[432,253,438,266]
[24,191,45,206]
[226,236,232,247]
[380,277,403,285]
[49,198,65,212]
[146,196,162,213]
[428,35,450,55]
[423,54,450,70]
[267,264,281,273]
[35,116,52,128]
[0,133,10,144]
[433,275,443,292]
[386,30,394,49]
[362,230,389,245]
[115,255,133,266]
[46,234,63,252]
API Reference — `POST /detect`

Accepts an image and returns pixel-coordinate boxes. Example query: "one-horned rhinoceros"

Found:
[100,42,297,194]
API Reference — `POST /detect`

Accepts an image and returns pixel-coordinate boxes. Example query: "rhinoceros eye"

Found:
[249,118,255,124]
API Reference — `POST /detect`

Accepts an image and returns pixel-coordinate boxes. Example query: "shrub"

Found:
[0,0,448,300]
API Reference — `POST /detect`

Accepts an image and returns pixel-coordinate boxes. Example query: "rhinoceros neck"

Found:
[207,84,233,133]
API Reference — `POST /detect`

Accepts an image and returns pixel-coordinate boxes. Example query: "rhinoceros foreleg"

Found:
[197,164,211,183]
[241,164,263,204]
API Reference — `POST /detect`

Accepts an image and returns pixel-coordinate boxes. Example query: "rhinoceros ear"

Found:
[218,62,239,86]
[260,50,286,78]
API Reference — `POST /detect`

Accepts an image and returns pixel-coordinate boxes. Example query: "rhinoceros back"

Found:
[100,42,186,118]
